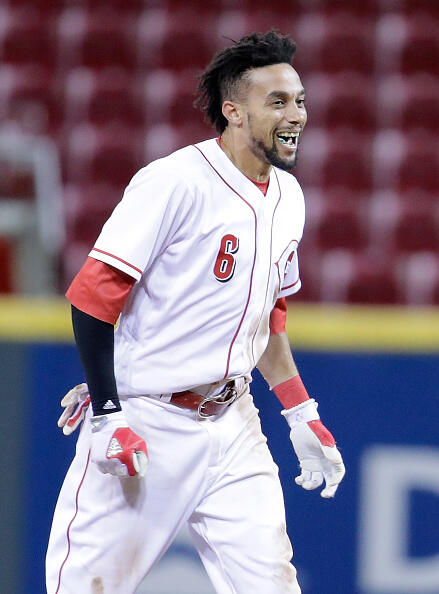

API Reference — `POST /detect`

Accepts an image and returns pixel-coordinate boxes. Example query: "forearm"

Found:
[257,331,310,409]
[71,305,121,415]
[256,331,299,388]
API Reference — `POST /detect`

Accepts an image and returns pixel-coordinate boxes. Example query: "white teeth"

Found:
[277,132,298,145]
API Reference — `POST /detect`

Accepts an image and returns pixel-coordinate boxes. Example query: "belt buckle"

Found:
[197,385,238,419]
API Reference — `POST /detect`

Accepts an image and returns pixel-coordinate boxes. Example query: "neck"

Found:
[220,129,271,182]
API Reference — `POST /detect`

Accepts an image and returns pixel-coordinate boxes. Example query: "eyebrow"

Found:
[266,88,306,100]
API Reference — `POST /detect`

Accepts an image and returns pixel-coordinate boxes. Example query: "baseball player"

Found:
[46,31,345,594]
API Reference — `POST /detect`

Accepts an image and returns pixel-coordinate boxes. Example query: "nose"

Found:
[286,102,307,127]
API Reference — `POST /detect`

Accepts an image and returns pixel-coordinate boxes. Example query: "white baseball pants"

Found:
[46,388,301,594]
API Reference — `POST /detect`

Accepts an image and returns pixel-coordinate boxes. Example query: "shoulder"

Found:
[125,140,216,195]
[274,169,305,220]
[274,168,304,202]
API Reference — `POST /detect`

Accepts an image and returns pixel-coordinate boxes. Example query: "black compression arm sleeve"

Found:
[71,305,122,416]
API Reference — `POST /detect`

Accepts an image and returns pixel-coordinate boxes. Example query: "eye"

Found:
[273,99,285,107]
[296,98,306,107]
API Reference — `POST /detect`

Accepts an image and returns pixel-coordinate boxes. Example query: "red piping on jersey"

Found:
[250,169,282,364]
[91,247,142,275]
[193,144,258,379]
[55,450,91,593]
[281,277,300,291]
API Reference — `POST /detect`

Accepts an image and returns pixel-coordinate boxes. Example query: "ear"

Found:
[222,101,243,128]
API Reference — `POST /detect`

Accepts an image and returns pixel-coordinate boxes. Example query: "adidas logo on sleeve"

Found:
[103,400,117,410]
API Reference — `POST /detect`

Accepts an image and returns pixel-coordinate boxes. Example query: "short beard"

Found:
[254,139,299,172]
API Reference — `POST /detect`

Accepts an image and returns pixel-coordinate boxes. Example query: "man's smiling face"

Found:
[239,63,307,171]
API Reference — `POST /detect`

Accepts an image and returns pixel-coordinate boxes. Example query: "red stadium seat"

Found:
[240,0,304,14]
[318,0,379,17]
[164,0,223,13]
[65,182,123,246]
[64,123,143,187]
[400,36,439,77]
[306,73,376,132]
[78,0,144,11]
[315,194,368,252]
[168,73,200,126]
[0,66,60,134]
[396,133,438,193]
[346,258,399,304]
[64,68,144,128]
[0,158,35,200]
[400,16,439,76]
[378,74,439,133]
[0,10,55,70]
[139,10,215,72]
[92,144,139,187]
[309,15,375,74]
[88,82,144,129]
[399,0,439,18]
[142,69,181,127]
[316,209,365,250]
[5,0,60,12]
[321,133,373,191]
[326,81,376,132]
[58,9,137,71]
[400,76,439,133]
[0,237,13,293]
[393,204,439,254]
[159,29,213,72]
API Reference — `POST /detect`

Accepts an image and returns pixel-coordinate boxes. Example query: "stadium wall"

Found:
[1,298,438,594]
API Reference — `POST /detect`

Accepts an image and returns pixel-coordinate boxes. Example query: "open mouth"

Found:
[276,131,299,148]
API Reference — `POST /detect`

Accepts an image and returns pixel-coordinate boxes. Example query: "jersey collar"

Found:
[193,138,281,206]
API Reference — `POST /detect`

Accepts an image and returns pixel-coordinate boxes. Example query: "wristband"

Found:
[273,375,310,409]
[281,398,320,428]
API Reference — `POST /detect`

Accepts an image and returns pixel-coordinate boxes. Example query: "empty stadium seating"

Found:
[0,1,437,303]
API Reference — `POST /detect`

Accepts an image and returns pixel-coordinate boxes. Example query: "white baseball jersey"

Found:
[89,138,305,396]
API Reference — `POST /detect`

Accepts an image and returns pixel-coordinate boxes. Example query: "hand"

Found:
[90,410,148,478]
[282,399,345,498]
[58,383,91,435]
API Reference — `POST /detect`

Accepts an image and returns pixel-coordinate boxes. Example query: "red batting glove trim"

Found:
[66,397,91,430]
[107,428,148,477]
[308,420,336,447]
[273,375,310,409]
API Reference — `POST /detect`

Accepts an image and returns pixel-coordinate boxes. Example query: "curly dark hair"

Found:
[195,31,297,134]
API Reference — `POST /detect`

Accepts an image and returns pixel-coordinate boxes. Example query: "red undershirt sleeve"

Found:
[269,297,287,335]
[66,258,136,325]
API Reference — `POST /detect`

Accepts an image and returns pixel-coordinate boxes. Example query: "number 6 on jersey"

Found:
[213,234,239,282]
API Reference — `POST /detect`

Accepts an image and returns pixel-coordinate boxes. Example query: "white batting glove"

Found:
[90,411,148,479]
[58,383,91,435]
[282,399,345,498]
